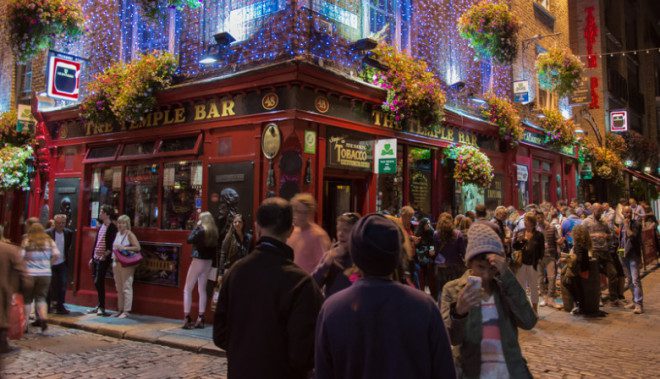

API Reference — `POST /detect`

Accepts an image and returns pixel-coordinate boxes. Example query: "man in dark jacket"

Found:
[46,214,73,314]
[315,214,456,379]
[87,205,117,316]
[213,197,323,379]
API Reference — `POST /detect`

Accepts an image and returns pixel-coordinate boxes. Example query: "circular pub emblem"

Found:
[59,124,69,139]
[261,123,281,159]
[262,92,279,110]
[314,96,330,113]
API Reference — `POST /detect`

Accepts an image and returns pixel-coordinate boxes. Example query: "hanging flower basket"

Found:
[0,110,34,146]
[80,51,178,125]
[361,43,446,129]
[0,145,33,191]
[588,144,624,180]
[457,0,520,65]
[7,0,85,62]
[536,47,584,97]
[136,0,203,20]
[444,144,494,188]
[539,109,575,150]
[481,93,523,150]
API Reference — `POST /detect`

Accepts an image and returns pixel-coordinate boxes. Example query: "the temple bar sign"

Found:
[47,54,82,101]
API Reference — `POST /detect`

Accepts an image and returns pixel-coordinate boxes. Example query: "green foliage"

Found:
[444,144,494,187]
[458,1,520,65]
[536,47,584,97]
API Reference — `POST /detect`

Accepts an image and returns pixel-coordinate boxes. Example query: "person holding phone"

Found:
[441,223,537,378]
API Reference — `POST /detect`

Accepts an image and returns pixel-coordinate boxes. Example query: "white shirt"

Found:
[53,231,65,266]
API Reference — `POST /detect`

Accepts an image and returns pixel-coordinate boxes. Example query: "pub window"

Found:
[531,158,552,204]
[121,141,156,157]
[85,145,119,162]
[162,161,202,230]
[377,144,404,214]
[90,166,122,225]
[408,147,433,218]
[157,135,201,155]
[17,62,33,100]
[125,164,159,228]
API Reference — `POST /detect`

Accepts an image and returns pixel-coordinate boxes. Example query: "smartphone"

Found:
[467,276,482,292]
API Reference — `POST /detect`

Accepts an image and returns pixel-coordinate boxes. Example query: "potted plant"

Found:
[444,144,494,187]
[7,0,85,62]
[458,0,520,92]
[539,108,575,150]
[482,93,523,150]
[0,145,34,191]
[0,110,34,146]
[361,43,446,130]
[535,47,584,108]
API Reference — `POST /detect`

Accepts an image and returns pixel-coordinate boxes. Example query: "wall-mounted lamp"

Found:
[351,38,389,71]
[200,32,236,65]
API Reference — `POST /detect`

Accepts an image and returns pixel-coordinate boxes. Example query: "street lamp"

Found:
[199,32,236,65]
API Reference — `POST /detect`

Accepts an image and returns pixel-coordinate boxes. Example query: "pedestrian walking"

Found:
[111,215,141,319]
[287,193,331,274]
[182,212,218,329]
[0,241,26,353]
[414,217,436,297]
[312,212,360,298]
[433,213,466,302]
[561,224,591,315]
[214,197,323,379]
[21,223,61,333]
[539,212,562,309]
[45,214,72,314]
[87,205,117,317]
[315,214,456,379]
[512,212,544,313]
[619,206,644,314]
[582,204,621,306]
[441,223,537,378]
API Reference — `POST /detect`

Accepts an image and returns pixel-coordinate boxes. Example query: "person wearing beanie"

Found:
[441,223,537,379]
[315,214,456,379]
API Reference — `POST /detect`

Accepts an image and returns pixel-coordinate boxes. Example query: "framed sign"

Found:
[609,110,627,132]
[327,128,373,171]
[261,123,281,159]
[513,80,529,103]
[46,51,84,101]
[134,242,181,287]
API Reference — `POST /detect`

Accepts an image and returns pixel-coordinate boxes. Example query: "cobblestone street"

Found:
[1,269,658,378]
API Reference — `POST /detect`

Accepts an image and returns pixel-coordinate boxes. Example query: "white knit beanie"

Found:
[465,223,505,263]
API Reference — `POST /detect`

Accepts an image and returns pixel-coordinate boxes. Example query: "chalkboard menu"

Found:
[485,174,504,210]
[134,242,181,287]
[410,171,432,215]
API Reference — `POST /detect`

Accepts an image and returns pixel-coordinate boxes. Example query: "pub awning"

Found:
[624,168,660,187]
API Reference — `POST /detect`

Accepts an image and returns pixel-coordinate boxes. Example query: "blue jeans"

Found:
[621,255,643,305]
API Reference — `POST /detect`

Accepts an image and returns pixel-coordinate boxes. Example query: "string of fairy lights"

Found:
[578,47,660,59]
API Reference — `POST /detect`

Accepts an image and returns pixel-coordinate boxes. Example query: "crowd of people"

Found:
[1,193,658,378]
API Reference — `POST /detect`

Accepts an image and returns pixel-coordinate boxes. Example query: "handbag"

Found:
[112,233,143,267]
[511,250,523,269]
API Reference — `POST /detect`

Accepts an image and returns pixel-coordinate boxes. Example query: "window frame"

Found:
[154,133,203,158]
[83,145,121,164]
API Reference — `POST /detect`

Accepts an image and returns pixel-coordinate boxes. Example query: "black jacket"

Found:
[46,227,73,262]
[213,236,323,379]
[187,226,217,260]
[513,230,544,269]
[92,222,117,259]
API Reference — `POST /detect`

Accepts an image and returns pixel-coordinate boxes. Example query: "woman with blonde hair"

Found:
[182,212,218,329]
[21,223,60,332]
[111,215,141,318]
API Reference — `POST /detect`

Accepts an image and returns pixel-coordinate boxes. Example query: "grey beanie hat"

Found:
[465,223,504,263]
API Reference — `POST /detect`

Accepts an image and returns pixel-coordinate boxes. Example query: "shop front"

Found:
[515,126,578,208]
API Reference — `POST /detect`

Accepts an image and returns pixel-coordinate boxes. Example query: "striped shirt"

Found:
[480,295,509,378]
[21,241,60,277]
[94,223,108,260]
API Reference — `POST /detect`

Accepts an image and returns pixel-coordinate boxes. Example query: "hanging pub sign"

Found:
[513,80,529,103]
[374,138,397,174]
[46,50,85,102]
[609,110,627,132]
[16,104,36,134]
[568,76,592,105]
[327,128,373,171]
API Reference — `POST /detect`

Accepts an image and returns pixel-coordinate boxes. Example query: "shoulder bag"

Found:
[112,232,143,267]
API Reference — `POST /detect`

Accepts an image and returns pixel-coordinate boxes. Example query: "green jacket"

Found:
[440,269,537,378]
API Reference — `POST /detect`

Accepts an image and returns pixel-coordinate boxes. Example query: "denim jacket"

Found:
[441,269,537,378]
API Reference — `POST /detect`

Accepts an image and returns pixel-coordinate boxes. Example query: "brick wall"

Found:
[0,0,16,112]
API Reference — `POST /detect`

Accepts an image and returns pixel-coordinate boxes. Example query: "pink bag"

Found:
[8,294,25,340]
[113,249,143,267]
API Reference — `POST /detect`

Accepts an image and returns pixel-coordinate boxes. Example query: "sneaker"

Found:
[118,312,129,319]
[633,305,644,314]
[570,307,582,315]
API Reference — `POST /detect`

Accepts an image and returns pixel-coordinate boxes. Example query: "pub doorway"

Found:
[322,176,367,239]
